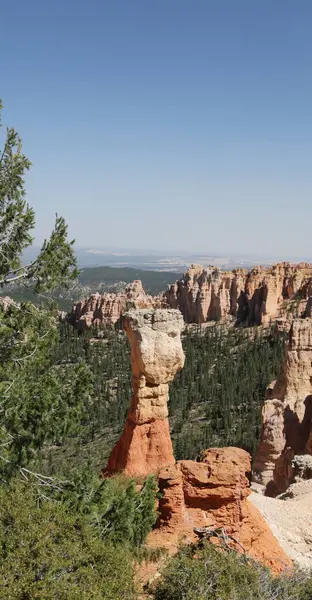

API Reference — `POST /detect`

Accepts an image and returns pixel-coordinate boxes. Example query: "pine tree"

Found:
[0,101,89,479]
[0,100,78,291]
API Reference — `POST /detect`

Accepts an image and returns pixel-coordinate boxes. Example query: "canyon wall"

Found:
[166,262,312,326]
[67,280,155,331]
[67,262,312,331]
[253,317,312,495]
[104,308,185,476]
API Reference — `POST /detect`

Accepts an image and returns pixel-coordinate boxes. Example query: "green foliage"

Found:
[37,322,286,475]
[47,467,158,549]
[152,542,312,600]
[0,300,93,479]
[0,100,87,479]
[2,265,183,311]
[78,266,182,296]
[170,324,286,459]
[0,479,136,599]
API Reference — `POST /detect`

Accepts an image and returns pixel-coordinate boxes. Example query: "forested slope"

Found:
[38,321,286,474]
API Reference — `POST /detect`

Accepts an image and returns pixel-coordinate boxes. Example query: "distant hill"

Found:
[1,266,182,311]
[78,266,182,292]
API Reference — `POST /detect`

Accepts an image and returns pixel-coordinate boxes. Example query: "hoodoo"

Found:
[166,262,312,326]
[105,308,185,476]
[253,317,312,495]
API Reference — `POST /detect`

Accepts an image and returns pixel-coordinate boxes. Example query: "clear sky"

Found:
[1,1,311,258]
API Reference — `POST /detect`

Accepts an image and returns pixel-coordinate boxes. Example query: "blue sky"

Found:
[1,1,311,258]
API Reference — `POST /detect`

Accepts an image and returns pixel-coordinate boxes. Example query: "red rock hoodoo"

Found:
[104,308,185,477]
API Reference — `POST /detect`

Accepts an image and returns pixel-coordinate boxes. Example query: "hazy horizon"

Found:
[24,244,312,267]
[1,1,312,257]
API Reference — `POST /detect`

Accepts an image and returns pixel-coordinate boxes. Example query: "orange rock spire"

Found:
[105,308,185,476]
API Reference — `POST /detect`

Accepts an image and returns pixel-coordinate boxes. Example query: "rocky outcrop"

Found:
[253,318,312,495]
[0,296,17,311]
[154,448,291,573]
[104,308,185,476]
[67,280,154,331]
[166,262,312,326]
[166,264,244,323]
[67,264,312,331]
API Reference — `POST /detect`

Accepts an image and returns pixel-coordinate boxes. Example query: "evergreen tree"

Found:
[0,101,87,478]
[0,100,78,291]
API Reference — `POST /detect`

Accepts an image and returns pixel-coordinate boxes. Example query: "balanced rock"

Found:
[253,318,312,494]
[104,308,185,476]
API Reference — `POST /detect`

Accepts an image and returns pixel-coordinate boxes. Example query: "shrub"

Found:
[152,541,312,600]
[45,467,158,548]
[0,479,136,599]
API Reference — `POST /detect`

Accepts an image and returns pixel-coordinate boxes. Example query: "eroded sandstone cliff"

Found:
[67,280,154,331]
[67,263,312,331]
[253,317,312,495]
[166,262,312,326]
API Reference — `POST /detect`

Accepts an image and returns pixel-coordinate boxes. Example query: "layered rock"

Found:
[104,308,185,476]
[166,264,244,323]
[154,448,291,573]
[67,280,154,331]
[253,318,312,495]
[166,262,312,326]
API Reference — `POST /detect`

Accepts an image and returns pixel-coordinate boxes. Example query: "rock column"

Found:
[253,318,312,494]
[105,308,185,477]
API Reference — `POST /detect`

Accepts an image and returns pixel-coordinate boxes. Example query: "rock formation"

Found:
[67,263,312,331]
[306,296,312,317]
[104,308,185,476]
[166,264,243,323]
[103,307,291,572]
[166,262,312,326]
[0,296,17,311]
[253,317,312,495]
[67,280,154,331]
[154,448,292,573]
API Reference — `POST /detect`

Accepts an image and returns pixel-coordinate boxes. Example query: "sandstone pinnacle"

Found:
[105,308,185,476]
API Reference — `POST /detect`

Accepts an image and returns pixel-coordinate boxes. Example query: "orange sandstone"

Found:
[105,308,185,477]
